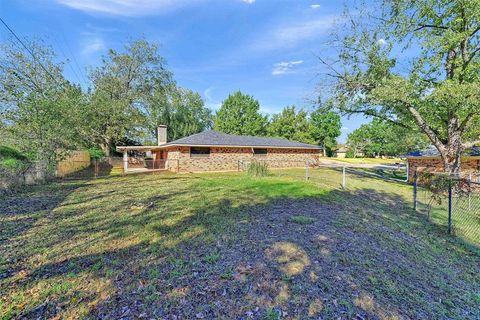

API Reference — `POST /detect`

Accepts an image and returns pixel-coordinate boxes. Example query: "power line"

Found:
[0,16,61,86]
[59,30,89,86]
[48,32,83,85]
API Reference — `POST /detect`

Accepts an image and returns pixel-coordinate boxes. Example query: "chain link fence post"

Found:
[448,178,452,235]
[305,160,309,181]
[413,171,417,211]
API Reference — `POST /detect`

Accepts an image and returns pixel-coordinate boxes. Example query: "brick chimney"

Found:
[157,125,167,145]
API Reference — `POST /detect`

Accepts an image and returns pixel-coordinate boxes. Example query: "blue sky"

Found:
[1,0,370,142]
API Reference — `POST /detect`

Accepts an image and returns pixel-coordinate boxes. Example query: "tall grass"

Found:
[246,161,270,177]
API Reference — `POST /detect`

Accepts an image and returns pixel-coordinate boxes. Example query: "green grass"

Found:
[290,215,315,225]
[330,157,404,164]
[0,170,479,319]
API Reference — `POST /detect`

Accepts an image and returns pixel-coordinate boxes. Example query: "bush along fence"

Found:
[413,171,480,249]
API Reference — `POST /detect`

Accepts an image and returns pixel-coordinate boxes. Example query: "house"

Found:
[333,146,348,158]
[116,126,323,173]
[406,146,480,182]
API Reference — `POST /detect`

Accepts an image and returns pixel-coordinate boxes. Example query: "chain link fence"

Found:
[239,159,407,188]
[414,172,480,249]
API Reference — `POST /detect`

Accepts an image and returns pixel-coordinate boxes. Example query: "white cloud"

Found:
[272,60,303,75]
[81,36,105,56]
[55,0,203,16]
[310,4,321,9]
[251,15,338,52]
[377,38,386,45]
[203,87,221,110]
[341,126,349,132]
[242,0,256,3]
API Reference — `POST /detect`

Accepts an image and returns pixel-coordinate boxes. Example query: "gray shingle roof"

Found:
[166,130,322,149]
[406,146,480,157]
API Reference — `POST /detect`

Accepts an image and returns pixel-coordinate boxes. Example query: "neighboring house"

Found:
[116,126,323,173]
[406,146,480,182]
[333,146,348,158]
[333,145,364,158]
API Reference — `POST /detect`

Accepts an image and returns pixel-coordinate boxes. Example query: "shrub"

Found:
[0,146,28,161]
[0,146,29,173]
[246,161,270,177]
[88,147,106,160]
[0,158,26,171]
[345,150,355,158]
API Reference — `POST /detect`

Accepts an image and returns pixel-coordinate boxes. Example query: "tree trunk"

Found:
[100,142,111,157]
[441,145,462,177]
[441,120,464,176]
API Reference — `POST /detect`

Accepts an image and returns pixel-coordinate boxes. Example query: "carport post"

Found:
[123,150,128,174]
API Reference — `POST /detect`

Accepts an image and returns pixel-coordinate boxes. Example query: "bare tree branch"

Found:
[463,140,480,149]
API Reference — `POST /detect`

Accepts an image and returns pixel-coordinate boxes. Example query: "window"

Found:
[190,147,210,158]
[253,148,268,156]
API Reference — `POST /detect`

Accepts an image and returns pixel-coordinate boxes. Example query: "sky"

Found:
[0,0,370,142]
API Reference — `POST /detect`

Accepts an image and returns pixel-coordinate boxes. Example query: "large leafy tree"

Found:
[347,119,429,157]
[267,106,314,143]
[146,84,212,142]
[324,0,480,175]
[0,39,82,167]
[309,110,341,155]
[83,39,172,155]
[214,91,268,136]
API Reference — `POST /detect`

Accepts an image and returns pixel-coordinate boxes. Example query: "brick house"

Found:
[116,126,323,173]
[406,146,480,182]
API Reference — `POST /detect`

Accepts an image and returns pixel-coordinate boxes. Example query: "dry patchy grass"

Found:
[1,170,479,319]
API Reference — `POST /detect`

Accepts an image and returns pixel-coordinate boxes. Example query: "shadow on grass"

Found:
[1,174,479,319]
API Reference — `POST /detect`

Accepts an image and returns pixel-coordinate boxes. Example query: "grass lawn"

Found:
[330,158,405,165]
[1,170,479,319]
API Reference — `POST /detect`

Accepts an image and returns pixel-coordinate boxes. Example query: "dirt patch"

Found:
[91,198,479,319]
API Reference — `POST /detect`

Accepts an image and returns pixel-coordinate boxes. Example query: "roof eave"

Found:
[116,144,323,151]
[164,143,323,150]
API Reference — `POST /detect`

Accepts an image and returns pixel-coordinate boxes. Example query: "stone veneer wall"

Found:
[165,146,321,173]
[407,157,480,182]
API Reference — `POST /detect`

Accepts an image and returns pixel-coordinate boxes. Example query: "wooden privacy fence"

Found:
[56,151,91,177]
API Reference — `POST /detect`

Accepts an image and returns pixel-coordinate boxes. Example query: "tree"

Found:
[323,0,480,175]
[145,84,212,142]
[310,110,341,156]
[83,39,172,155]
[267,106,314,143]
[0,39,82,169]
[347,119,428,157]
[214,91,268,136]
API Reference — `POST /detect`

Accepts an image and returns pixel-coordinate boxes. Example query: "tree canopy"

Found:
[0,39,82,166]
[310,110,342,155]
[267,106,314,144]
[81,39,173,155]
[146,84,212,142]
[0,38,212,162]
[214,91,268,136]
[347,119,429,157]
[323,0,480,174]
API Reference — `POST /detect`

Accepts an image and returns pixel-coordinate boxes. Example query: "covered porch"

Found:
[116,146,168,174]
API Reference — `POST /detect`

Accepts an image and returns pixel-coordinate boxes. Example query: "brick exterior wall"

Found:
[407,157,480,182]
[165,146,321,173]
